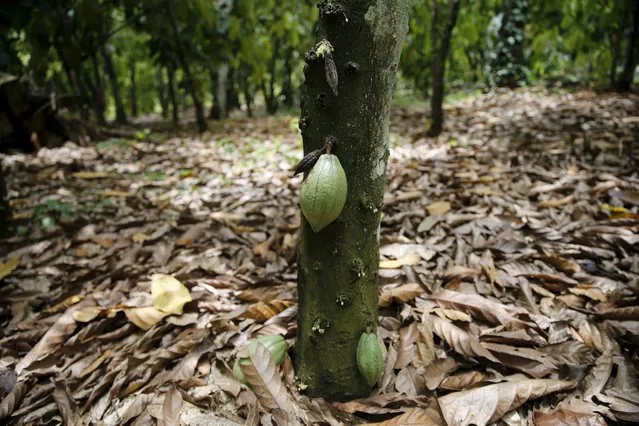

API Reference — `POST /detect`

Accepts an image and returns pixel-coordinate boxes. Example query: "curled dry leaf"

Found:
[395,323,418,369]
[430,315,501,364]
[438,379,576,426]
[0,256,20,281]
[176,222,209,246]
[369,405,446,426]
[417,315,436,367]
[427,201,451,216]
[379,252,421,269]
[240,300,295,322]
[240,342,292,413]
[379,284,423,308]
[125,307,168,330]
[151,274,192,315]
[439,370,487,391]
[0,379,31,420]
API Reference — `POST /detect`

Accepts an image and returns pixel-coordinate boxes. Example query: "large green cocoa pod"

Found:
[300,153,347,232]
[357,332,384,387]
[233,335,287,384]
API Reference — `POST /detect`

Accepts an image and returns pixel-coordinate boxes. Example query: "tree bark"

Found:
[428,0,461,137]
[226,68,241,112]
[167,64,179,126]
[101,47,127,124]
[157,68,168,119]
[166,2,207,132]
[130,60,138,117]
[282,50,295,108]
[296,0,409,400]
[210,64,229,119]
[618,0,639,92]
[0,162,11,238]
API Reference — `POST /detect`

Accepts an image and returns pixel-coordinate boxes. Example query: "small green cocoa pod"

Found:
[300,153,347,232]
[357,332,384,387]
[248,334,287,366]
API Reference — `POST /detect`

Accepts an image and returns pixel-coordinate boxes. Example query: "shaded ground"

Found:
[1,89,638,425]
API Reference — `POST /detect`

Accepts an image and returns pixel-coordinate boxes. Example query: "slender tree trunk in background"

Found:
[296,0,409,399]
[0,162,11,238]
[282,50,294,108]
[243,80,254,118]
[167,65,179,126]
[101,48,127,124]
[263,39,281,115]
[618,0,639,92]
[81,67,106,125]
[226,68,241,112]
[166,2,207,132]
[210,64,229,119]
[609,8,629,88]
[157,68,169,119]
[428,0,461,137]
[130,60,138,117]
[89,51,107,121]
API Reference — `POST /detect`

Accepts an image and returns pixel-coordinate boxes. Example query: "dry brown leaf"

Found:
[71,171,110,179]
[240,342,292,413]
[125,307,168,330]
[596,306,639,321]
[395,323,418,369]
[430,316,501,363]
[438,379,575,426]
[0,256,20,281]
[538,255,581,275]
[162,386,183,426]
[15,304,85,374]
[380,252,421,269]
[425,357,459,391]
[439,370,487,391]
[0,379,31,420]
[533,409,606,426]
[482,342,555,378]
[240,300,294,322]
[370,406,446,425]
[43,295,84,314]
[72,306,103,322]
[379,284,423,308]
[427,201,451,216]
[538,194,574,208]
[430,289,530,328]
[176,222,209,246]
[52,382,78,425]
[569,285,606,302]
[582,351,613,400]
[417,316,436,367]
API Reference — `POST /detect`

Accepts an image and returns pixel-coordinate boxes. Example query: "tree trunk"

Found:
[130,60,138,117]
[227,68,241,112]
[167,65,179,126]
[428,0,461,137]
[242,78,254,118]
[210,64,229,119]
[618,0,639,91]
[0,162,11,238]
[166,2,207,132]
[156,68,168,118]
[89,51,107,122]
[282,50,295,108]
[296,0,409,400]
[101,47,127,124]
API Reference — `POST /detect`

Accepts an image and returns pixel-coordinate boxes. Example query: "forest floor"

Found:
[1,88,639,425]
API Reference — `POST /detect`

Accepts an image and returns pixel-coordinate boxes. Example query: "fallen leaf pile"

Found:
[1,89,638,425]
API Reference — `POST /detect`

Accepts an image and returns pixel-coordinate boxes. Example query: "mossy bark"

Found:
[295,0,409,400]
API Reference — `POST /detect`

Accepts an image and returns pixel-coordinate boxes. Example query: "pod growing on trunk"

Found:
[300,153,347,232]
[356,331,384,387]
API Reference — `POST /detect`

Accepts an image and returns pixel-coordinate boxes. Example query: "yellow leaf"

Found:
[151,274,192,315]
[380,252,421,269]
[43,295,84,314]
[72,171,110,179]
[73,306,103,322]
[132,232,149,243]
[426,201,451,216]
[0,256,20,280]
[125,307,168,330]
[100,190,133,197]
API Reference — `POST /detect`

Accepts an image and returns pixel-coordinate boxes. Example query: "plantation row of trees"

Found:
[0,0,637,136]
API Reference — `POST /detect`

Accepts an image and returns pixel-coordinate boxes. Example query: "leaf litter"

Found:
[0,89,638,424]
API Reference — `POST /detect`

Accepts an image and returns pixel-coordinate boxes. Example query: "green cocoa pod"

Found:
[357,331,384,387]
[300,153,347,232]
[248,334,287,366]
[233,357,250,384]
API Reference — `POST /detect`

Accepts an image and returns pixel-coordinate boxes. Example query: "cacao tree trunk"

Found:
[0,162,11,238]
[226,68,241,112]
[210,64,229,119]
[166,1,207,133]
[167,64,179,126]
[428,0,461,137]
[101,47,127,124]
[618,0,639,92]
[296,0,409,400]
[157,68,168,119]
[130,60,138,117]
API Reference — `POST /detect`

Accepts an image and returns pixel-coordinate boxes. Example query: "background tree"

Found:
[0,163,10,237]
[295,0,409,399]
